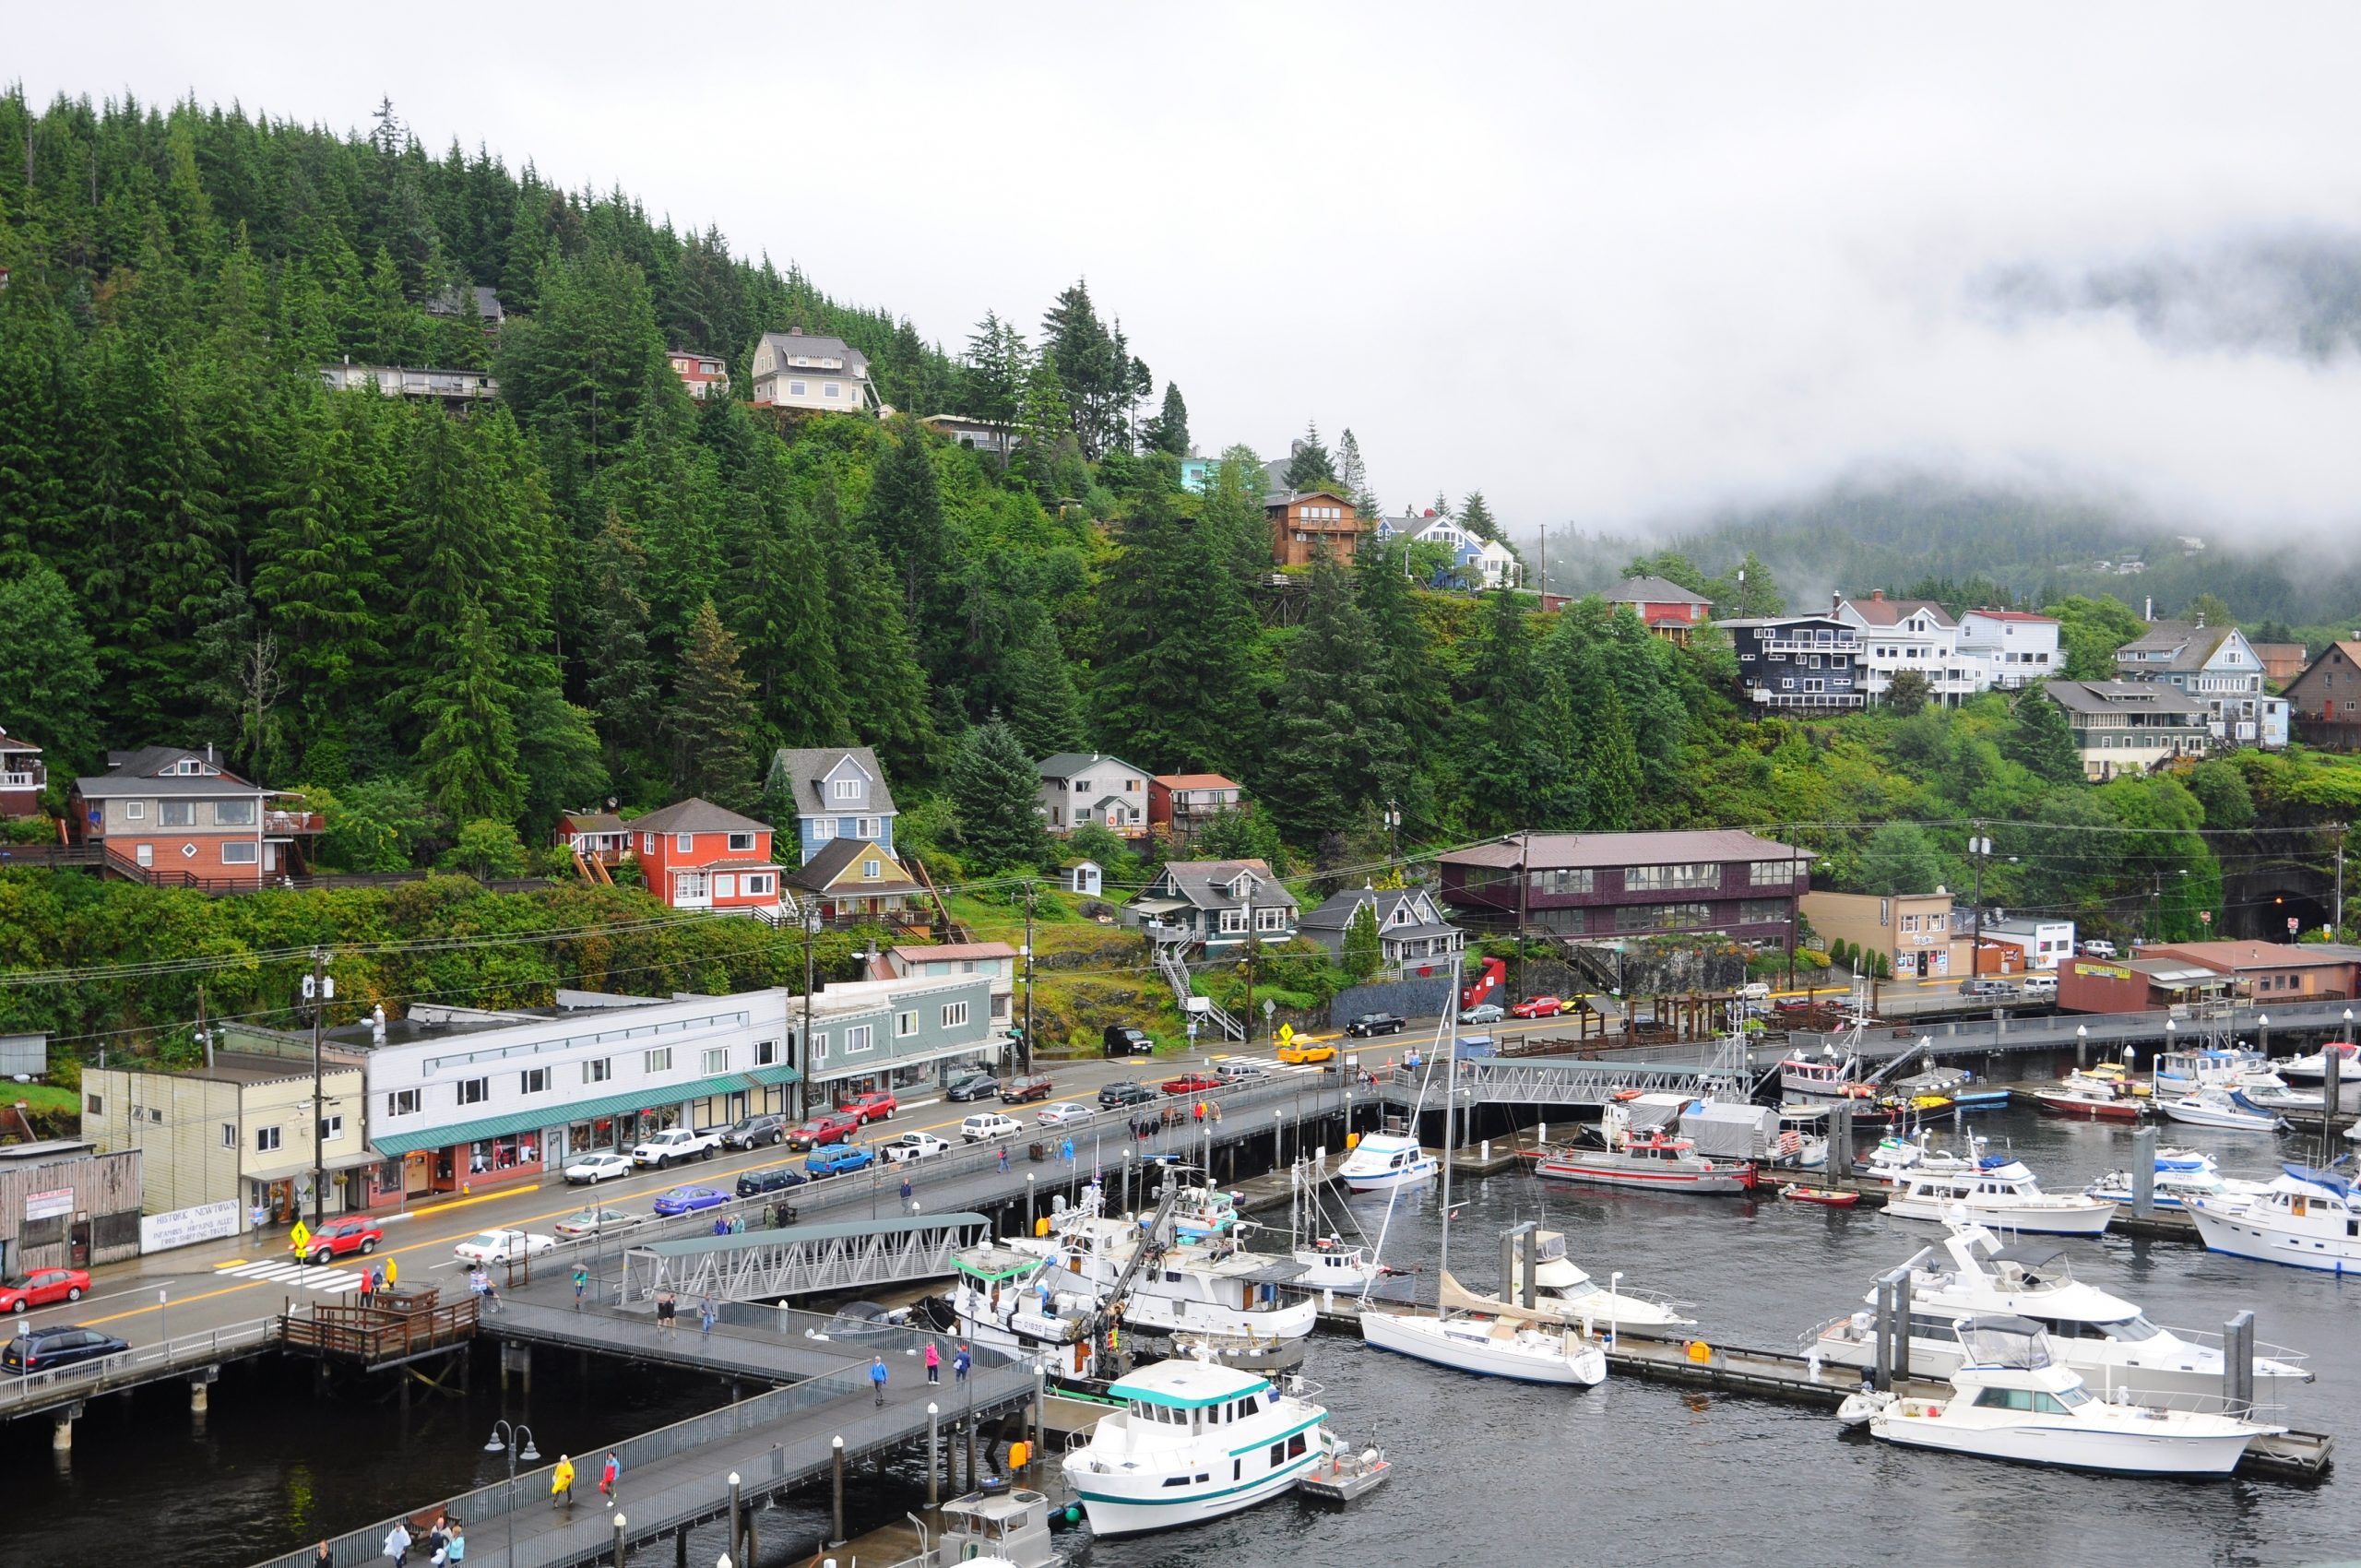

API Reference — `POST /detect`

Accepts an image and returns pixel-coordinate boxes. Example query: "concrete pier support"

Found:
[927,1404,941,1507]
[52,1405,77,1456]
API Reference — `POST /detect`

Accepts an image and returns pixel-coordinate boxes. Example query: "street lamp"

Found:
[483,1420,540,1568]
[2076,1023,2087,1066]
[2259,1014,2271,1058]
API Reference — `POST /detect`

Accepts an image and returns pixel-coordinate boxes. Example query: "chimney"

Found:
[2144,596,2153,621]
[206,742,216,764]
[1831,589,1842,613]
[1871,589,1883,602]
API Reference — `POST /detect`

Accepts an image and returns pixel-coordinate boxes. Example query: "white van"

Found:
[2022,974,2058,998]
[960,1112,1022,1144]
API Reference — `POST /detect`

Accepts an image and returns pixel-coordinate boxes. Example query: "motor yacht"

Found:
[1062,1357,1335,1535]
[1441,1227,1692,1329]
[1881,1146,2113,1236]
[1808,1221,2308,1401]
[2030,1070,2147,1123]
[2159,1087,2289,1133]
[1335,1130,1438,1194]
[2153,1048,2269,1097]
[1863,1129,1975,1185]
[2190,1164,2361,1275]
[946,1239,1109,1380]
[1781,1051,1867,1100]
[2082,1150,2270,1215]
[1003,1182,1318,1342]
[1839,1318,2284,1476]
[2273,1040,2358,1087]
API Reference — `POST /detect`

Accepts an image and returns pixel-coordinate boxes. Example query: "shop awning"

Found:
[366,1063,801,1157]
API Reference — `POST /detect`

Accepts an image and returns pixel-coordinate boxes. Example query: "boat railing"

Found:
[2150,1324,2310,1370]
[2091,1385,2287,1422]
[1797,1312,1866,1352]
[1606,1282,1696,1313]
[1276,1372,1328,1401]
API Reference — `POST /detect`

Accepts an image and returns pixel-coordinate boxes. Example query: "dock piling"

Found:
[830,1435,846,1546]
[2226,1311,2256,1410]
[926,1405,940,1507]
[2130,1125,2156,1218]
[728,1470,742,1565]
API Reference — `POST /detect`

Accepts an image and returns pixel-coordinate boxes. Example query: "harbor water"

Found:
[5,1107,2358,1567]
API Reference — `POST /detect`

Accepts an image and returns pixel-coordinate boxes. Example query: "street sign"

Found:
[2200,910,2213,927]
[2289,917,2301,936]
[1275,1024,1296,1047]
[289,1220,311,1253]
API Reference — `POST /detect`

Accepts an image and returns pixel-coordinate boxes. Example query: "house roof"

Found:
[1962,608,2059,624]
[1143,859,1299,911]
[1299,886,1449,932]
[1154,773,1240,791]
[0,726,42,754]
[754,330,869,373]
[2134,940,2355,972]
[1606,576,1712,607]
[768,747,898,817]
[2040,679,2208,716]
[77,746,274,798]
[630,798,772,836]
[2292,641,2361,688]
[1842,595,1954,628]
[2116,621,2237,672]
[1440,829,1799,872]
[1712,614,1848,630]
[1262,489,1355,511]
[788,837,919,893]
[891,943,1018,964]
[2251,641,2307,663]
[1036,752,1146,780]
[561,812,627,834]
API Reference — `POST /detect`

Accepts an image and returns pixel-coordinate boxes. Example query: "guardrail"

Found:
[0,1315,282,1420]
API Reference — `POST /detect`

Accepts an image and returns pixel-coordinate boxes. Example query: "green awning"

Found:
[367,1063,801,1157]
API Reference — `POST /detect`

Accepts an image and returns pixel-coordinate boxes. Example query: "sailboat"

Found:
[1357,966,1608,1385]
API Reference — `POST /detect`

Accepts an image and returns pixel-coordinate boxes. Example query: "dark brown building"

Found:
[1437,829,1807,944]
[2284,639,2361,751]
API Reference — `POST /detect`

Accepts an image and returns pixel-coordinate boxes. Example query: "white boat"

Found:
[1250,1154,1390,1290]
[1020,1188,1319,1342]
[1780,1051,1866,1100]
[1335,1131,1437,1194]
[1864,1129,1975,1186]
[1534,1099,1756,1194]
[2190,1164,2361,1275]
[2153,1048,2268,1097]
[1808,1222,2308,1402]
[1841,1318,2284,1477]
[946,1239,1108,1379]
[2273,1041,2358,1086]
[1062,1357,1334,1536]
[1473,1227,1693,1329]
[2082,1150,2271,1215]
[2159,1088,2289,1133]
[1881,1144,2114,1236]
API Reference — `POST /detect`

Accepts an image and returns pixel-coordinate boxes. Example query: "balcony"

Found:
[0,771,39,789]
[1758,634,1861,654]
[1747,690,1868,709]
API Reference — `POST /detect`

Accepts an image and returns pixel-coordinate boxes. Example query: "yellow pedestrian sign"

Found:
[1276,1024,1297,1048]
[289,1220,311,1254]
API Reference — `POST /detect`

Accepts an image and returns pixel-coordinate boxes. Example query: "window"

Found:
[702,1048,729,1074]
[745,873,775,897]
[831,778,860,801]
[675,833,694,854]
[124,801,145,821]
[643,832,657,854]
[318,1115,342,1142]
[386,1089,420,1117]
[755,1039,778,1066]
[728,831,755,852]
[1749,861,1791,886]
[1220,908,1249,934]
[585,1057,611,1084]
[810,1031,828,1062]
[215,799,256,826]
[789,380,807,396]
[222,841,258,864]
[85,1093,101,1116]
[942,1001,970,1028]
[1624,862,1719,893]
[825,383,840,398]
[457,1077,489,1106]
[521,1067,549,1094]
[811,818,836,842]
[160,801,196,827]
[858,817,878,838]
[645,1048,672,1074]
[862,858,882,880]
[255,1126,282,1153]
[1255,907,1288,932]
[714,875,736,898]
[1738,899,1790,926]
[1614,901,1714,932]
[844,1024,872,1052]
[1533,868,1596,896]
[896,1010,919,1038]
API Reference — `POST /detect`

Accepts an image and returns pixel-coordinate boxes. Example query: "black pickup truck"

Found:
[1345,1012,1406,1038]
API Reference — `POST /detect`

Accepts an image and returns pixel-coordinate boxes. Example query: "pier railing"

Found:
[0,1314,283,1420]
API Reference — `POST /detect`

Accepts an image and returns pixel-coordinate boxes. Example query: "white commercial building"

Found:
[1977,917,2076,971]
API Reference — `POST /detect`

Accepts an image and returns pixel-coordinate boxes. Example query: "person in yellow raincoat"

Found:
[551,1455,575,1510]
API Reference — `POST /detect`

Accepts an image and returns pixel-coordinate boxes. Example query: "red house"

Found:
[68,744,321,889]
[1602,576,1714,643]
[629,799,789,915]
[1148,774,1245,839]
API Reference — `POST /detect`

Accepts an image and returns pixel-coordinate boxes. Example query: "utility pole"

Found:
[1242,884,1256,1045]
[2337,825,2348,937]
[1514,829,1531,1006]
[1786,837,1802,990]
[1384,801,1401,878]
[800,909,819,1122]
[1020,880,1036,1075]
[303,947,332,1229]
[1967,826,1992,979]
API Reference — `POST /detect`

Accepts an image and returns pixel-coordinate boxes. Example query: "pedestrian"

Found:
[599,1451,620,1506]
[252,1202,267,1241]
[386,1258,398,1289]
[870,1354,888,1407]
[382,1521,412,1567]
[425,1517,447,1561]
[953,1342,971,1384]
[480,1271,501,1314]
[551,1455,576,1510]
[314,1539,332,1568]
[444,1523,465,1563]
[1193,1099,1204,1124]
[657,1289,677,1335]
[730,1213,744,1234]
[925,1340,941,1384]
[713,1216,729,1237]
[1210,1099,1222,1125]
[572,1264,587,1310]
[698,1293,717,1338]
[899,1175,913,1205]
[996,1146,1008,1173]
[356,1268,372,1309]
[1061,1136,1074,1165]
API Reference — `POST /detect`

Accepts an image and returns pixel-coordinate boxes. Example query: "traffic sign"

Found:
[1275,1024,1296,1047]
[289,1220,311,1253]
[2289,917,2301,936]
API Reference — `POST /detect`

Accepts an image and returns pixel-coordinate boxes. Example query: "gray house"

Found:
[1122,859,1299,952]
[768,746,899,864]
[1035,752,1153,837]
[1299,885,1465,972]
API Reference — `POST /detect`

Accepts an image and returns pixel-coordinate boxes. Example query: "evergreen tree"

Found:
[413,600,524,824]
[825,539,939,783]
[1334,428,1373,515]
[1458,586,1551,831]
[1147,382,1190,456]
[727,462,848,749]
[0,559,102,771]
[1092,483,1261,774]
[1011,349,1074,495]
[1884,668,1932,716]
[667,599,760,812]
[1201,445,1274,588]
[949,712,1052,873]
[2004,683,2087,786]
[860,424,963,681]
[1859,822,1942,894]
[962,311,1029,446]
[580,514,664,781]
[1458,490,1500,541]
[1355,542,1449,753]
[1578,668,1642,830]
[1283,421,1335,491]
[1341,901,1383,981]
[1004,616,1086,757]
[1041,280,1124,457]
[1259,561,1405,837]
[1711,550,1785,616]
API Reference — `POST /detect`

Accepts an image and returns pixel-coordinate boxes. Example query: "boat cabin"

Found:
[938,1486,1057,1568]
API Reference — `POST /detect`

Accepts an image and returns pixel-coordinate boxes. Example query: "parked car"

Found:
[1960,979,2021,1000]
[1000,1075,1056,1104]
[1162,1072,1222,1096]
[0,1268,89,1314]
[1345,1013,1406,1038]
[721,1113,789,1150]
[632,1127,723,1169]
[1457,1002,1505,1026]
[838,1090,898,1123]
[295,1218,383,1265]
[1276,1039,1337,1065]
[945,1073,1002,1102]
[651,1185,731,1217]
[453,1229,557,1265]
[1215,1060,1267,1083]
[787,1111,863,1151]
[1510,996,1565,1019]
[1036,1101,1094,1127]
[1736,981,1773,1004]
[880,1132,951,1164]
[806,1144,877,1178]
[552,1206,635,1240]
[1102,1025,1156,1058]
[1097,1081,1156,1109]
[734,1168,808,1198]
[1,1324,128,1372]
[960,1112,1023,1144]
[2023,974,2058,997]
[564,1150,636,1185]
[2081,939,2119,959]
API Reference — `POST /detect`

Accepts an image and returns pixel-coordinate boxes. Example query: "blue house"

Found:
[1178,456,1212,493]
[767,747,899,864]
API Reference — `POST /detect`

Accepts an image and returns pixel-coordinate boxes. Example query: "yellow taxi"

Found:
[1274,1025,1336,1065]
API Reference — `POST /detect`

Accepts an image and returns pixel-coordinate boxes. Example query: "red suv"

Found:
[296,1218,384,1265]
[1510,995,1565,1019]
[789,1111,863,1150]
[838,1090,898,1124]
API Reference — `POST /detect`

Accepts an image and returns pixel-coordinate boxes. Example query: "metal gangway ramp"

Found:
[1394,1053,1750,1109]
[623,1211,989,1303]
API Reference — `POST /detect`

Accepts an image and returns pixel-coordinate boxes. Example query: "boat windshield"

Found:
[2110,1313,2161,1342]
[1535,1234,1567,1262]
[1957,1319,2056,1370]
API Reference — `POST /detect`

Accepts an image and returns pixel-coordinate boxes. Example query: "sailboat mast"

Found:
[1438,956,1465,1285]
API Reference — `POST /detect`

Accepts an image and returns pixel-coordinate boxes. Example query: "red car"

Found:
[1510,996,1565,1019]
[789,1111,863,1150]
[0,1267,89,1314]
[295,1218,384,1265]
[838,1090,898,1124]
[1161,1072,1222,1096]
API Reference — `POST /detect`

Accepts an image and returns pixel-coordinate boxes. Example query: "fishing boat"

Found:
[1335,1129,1438,1194]
[1021,1187,1319,1342]
[2190,1164,2361,1274]
[2159,1087,2289,1133]
[2153,1047,2269,1097]
[1881,1141,2114,1236]
[2082,1149,2271,1215]
[1807,1221,2309,1401]
[1780,1050,1868,1100]
[1297,1435,1393,1505]
[1240,1154,1390,1291]
[1535,1099,1756,1194]
[1062,1357,1335,1535]
[1837,1318,2284,1476]
[1780,1183,1859,1207]
[2029,1083,2147,1123]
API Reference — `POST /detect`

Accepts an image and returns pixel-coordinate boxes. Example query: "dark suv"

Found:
[2,1324,129,1372]
[1097,1080,1156,1109]
[946,1073,1001,1102]
[723,1113,789,1150]
[1103,1026,1156,1058]
[1346,1013,1406,1038]
[1001,1075,1056,1104]
[735,1167,809,1198]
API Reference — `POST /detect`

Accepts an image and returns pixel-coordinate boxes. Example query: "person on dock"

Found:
[925,1340,941,1384]
[356,1269,373,1309]
[954,1342,971,1384]
[1061,1136,1074,1164]
[599,1452,620,1506]
[698,1293,717,1337]
[996,1146,1009,1172]
[314,1540,332,1568]
[1193,1099,1205,1124]
[870,1354,889,1407]
[382,1520,411,1566]
[572,1264,587,1309]
[551,1455,575,1510]
[900,1174,914,1206]
[1210,1099,1222,1125]
[443,1522,465,1563]
[656,1289,677,1335]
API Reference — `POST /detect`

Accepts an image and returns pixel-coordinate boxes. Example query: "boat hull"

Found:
[2190,1203,2361,1275]
[1358,1308,1608,1384]
[2031,1091,2144,1123]
[1816,1326,2302,1402]
[2161,1103,2283,1132]
[1883,1196,2113,1236]
[1867,1407,2258,1476]
[1534,1154,1754,1194]
[1336,1161,1437,1194]
[1066,1438,1327,1536]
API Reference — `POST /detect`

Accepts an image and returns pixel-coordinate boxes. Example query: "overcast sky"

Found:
[20,4,2361,544]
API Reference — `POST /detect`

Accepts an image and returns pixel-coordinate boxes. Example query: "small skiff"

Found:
[1778,1183,1860,1208]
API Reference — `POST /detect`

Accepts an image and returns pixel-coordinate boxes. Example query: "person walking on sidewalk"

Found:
[551,1455,575,1510]
[925,1340,941,1384]
[870,1354,889,1407]
[953,1343,972,1384]
[899,1174,913,1206]
[572,1264,587,1309]
[698,1293,717,1338]
[598,1452,620,1507]
[996,1146,1009,1173]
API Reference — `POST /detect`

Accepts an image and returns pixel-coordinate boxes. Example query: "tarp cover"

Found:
[1680,1101,1774,1158]
[1627,1092,1690,1133]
